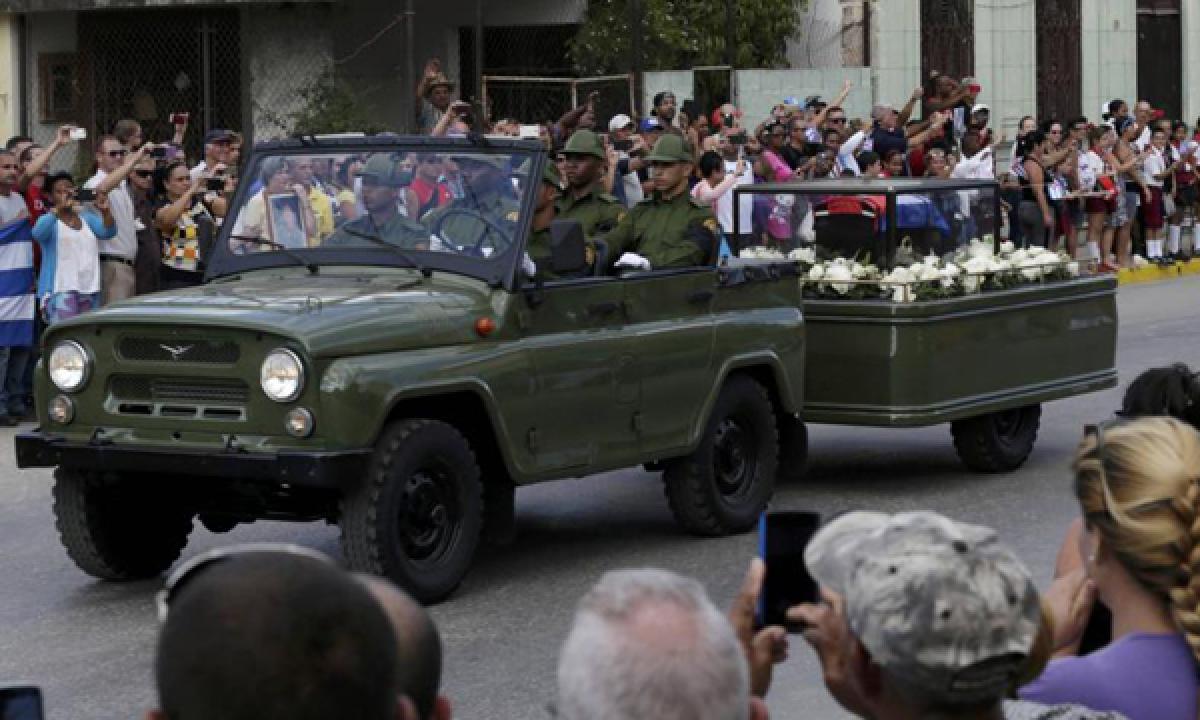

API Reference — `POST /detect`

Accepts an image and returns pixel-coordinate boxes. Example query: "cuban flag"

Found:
[0,219,36,347]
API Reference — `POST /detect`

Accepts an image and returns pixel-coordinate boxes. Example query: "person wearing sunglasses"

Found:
[128,156,160,295]
[149,545,414,720]
[85,135,157,305]
[1023,417,1200,720]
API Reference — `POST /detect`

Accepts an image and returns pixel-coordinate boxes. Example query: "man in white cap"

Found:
[609,113,647,208]
[785,511,1126,720]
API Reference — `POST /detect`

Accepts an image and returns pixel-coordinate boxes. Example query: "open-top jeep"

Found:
[16,136,807,601]
[15,137,1117,602]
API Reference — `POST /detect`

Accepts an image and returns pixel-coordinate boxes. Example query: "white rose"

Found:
[924,254,940,269]
[789,246,816,264]
[1018,256,1043,281]
[919,266,941,282]
[1000,240,1016,255]
[1066,261,1080,277]
[808,264,826,281]
[825,263,854,295]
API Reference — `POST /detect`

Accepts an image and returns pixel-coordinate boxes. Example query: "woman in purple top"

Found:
[1022,417,1200,720]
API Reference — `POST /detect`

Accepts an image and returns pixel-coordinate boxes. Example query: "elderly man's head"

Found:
[557,568,764,720]
[797,512,1042,720]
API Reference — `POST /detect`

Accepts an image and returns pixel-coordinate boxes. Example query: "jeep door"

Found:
[513,276,640,476]
[619,269,716,455]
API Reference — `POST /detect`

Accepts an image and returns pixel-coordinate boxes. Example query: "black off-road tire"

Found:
[340,418,483,604]
[951,404,1042,473]
[52,468,194,580]
[664,375,779,536]
[777,413,809,482]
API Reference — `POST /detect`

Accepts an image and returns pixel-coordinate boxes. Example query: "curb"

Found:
[1117,259,1200,286]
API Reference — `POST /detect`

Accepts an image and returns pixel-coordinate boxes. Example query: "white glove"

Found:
[615,252,652,271]
[522,253,537,278]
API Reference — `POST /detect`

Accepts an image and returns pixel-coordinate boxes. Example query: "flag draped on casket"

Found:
[0,219,36,347]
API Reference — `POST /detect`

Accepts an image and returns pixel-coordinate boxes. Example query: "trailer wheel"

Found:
[951,404,1042,473]
[664,375,778,536]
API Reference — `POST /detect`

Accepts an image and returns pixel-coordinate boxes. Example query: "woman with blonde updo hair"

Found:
[1020,417,1200,720]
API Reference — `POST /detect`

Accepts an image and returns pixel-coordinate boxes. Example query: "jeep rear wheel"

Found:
[340,418,483,604]
[664,375,778,536]
[53,469,194,580]
[951,404,1042,473]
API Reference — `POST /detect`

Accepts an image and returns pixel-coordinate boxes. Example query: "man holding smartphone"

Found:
[85,135,152,303]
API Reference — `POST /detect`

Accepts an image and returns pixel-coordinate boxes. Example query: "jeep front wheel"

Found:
[664,375,778,536]
[53,469,194,580]
[340,418,483,604]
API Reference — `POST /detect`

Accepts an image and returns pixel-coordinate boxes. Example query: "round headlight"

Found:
[48,394,75,424]
[49,341,90,392]
[260,348,305,403]
[285,407,315,438]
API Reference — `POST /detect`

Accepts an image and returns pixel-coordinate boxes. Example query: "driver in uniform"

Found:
[423,154,521,253]
[324,155,430,248]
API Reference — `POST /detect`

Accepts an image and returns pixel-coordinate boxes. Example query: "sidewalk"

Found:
[1117,258,1200,286]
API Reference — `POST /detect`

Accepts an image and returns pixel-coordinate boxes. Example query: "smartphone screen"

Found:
[74,189,96,203]
[0,687,44,720]
[757,511,821,631]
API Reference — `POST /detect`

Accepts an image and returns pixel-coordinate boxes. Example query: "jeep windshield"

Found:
[208,138,541,286]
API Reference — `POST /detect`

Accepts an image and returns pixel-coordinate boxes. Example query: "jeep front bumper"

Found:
[15,431,372,489]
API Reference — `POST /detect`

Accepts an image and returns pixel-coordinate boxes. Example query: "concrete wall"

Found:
[870,0,920,109]
[787,0,845,68]
[735,68,873,126]
[23,10,79,172]
[245,3,335,141]
[642,71,693,123]
[1081,0,1136,121]
[973,0,1036,138]
[1184,0,1200,126]
[0,14,17,142]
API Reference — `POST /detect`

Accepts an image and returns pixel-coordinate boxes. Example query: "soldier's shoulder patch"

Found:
[702,217,719,234]
[506,211,520,223]
[617,211,627,223]
[585,244,596,266]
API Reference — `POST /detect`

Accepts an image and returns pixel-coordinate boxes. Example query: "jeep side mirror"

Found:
[549,219,587,275]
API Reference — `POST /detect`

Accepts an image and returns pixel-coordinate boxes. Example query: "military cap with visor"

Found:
[646,134,694,164]
[562,130,607,160]
[356,155,411,187]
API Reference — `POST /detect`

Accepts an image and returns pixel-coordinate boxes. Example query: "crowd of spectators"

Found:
[112,360,1200,720]
[415,58,1200,273]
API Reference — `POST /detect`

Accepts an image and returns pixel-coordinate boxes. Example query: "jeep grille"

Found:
[109,376,249,421]
[118,337,240,364]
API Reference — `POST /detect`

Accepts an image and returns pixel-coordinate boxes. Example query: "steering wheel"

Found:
[430,207,513,257]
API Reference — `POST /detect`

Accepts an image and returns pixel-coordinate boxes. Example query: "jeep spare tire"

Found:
[53,469,194,580]
[340,418,483,604]
[664,375,779,536]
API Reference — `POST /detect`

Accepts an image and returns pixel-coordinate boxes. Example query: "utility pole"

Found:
[631,0,643,115]
[404,0,416,133]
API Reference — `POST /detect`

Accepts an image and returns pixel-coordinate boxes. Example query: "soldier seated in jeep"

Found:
[325,155,430,250]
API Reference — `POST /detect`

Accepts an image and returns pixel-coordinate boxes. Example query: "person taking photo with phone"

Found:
[32,174,114,325]
[85,135,157,304]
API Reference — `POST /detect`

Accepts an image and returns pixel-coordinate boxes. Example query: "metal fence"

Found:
[482,74,635,127]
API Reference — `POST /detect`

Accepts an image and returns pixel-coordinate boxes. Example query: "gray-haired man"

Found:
[787,511,1126,720]
[556,568,768,720]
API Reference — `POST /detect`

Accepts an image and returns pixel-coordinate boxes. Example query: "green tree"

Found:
[257,71,390,136]
[568,0,804,75]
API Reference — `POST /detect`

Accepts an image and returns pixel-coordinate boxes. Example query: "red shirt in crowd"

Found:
[410,177,452,218]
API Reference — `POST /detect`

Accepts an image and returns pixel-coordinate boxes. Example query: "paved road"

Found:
[0,276,1190,719]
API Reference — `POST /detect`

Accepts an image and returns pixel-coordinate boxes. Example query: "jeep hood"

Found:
[80,269,500,356]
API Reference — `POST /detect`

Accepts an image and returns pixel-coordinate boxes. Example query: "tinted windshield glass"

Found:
[217,147,532,278]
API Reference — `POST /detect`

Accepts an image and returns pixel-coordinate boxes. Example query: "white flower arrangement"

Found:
[741,240,1086,304]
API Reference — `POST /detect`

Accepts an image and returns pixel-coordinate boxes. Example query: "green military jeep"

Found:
[15,136,807,601]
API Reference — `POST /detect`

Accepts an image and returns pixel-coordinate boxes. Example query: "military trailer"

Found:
[14,138,1116,602]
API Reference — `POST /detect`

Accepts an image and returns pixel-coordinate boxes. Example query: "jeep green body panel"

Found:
[800,275,1118,426]
[24,262,806,487]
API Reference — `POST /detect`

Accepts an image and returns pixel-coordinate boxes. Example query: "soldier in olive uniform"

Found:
[423,154,521,256]
[557,130,625,238]
[324,155,430,249]
[602,134,720,272]
[525,160,563,278]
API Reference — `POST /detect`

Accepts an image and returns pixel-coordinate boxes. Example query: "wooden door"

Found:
[1036,0,1082,122]
[920,0,974,88]
[1137,0,1182,120]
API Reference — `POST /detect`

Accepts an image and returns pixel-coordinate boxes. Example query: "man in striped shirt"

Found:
[0,149,34,425]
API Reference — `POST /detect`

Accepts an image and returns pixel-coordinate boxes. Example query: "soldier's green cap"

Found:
[452,153,509,169]
[646,134,694,164]
[562,129,606,159]
[356,155,409,187]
